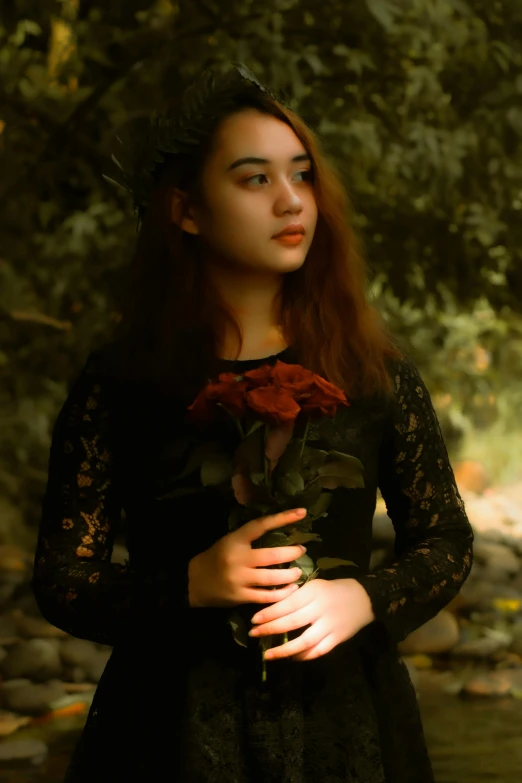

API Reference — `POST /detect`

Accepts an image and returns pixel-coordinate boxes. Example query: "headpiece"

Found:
[102,61,288,229]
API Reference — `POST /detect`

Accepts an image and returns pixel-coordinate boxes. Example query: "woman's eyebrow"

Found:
[227,153,311,171]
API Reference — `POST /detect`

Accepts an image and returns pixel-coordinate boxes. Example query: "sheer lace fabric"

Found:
[32,349,473,782]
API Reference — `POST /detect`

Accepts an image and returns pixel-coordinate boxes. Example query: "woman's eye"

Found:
[245,170,313,185]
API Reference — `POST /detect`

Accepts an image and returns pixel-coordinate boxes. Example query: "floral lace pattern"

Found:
[32,350,473,782]
[31,356,177,648]
[352,359,474,645]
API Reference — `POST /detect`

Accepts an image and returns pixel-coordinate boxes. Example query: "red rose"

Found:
[245,361,316,402]
[245,385,301,427]
[270,361,317,399]
[241,363,276,388]
[187,361,349,426]
[188,373,250,422]
[300,375,349,418]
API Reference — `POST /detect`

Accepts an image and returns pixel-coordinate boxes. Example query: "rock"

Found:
[492,494,522,529]
[1,679,67,716]
[62,665,88,683]
[454,581,522,613]
[84,649,111,683]
[510,636,522,657]
[62,682,96,694]
[9,609,68,639]
[492,650,522,667]
[472,539,520,578]
[0,738,48,764]
[403,654,433,670]
[0,545,31,572]
[0,577,18,606]
[465,494,522,539]
[510,571,522,592]
[398,610,460,655]
[0,680,30,710]
[0,639,63,682]
[60,637,99,668]
[463,671,512,698]
[511,619,522,639]
[0,570,26,596]
[0,615,20,640]
[454,460,490,495]
[482,566,520,586]
[0,711,32,737]
[445,592,469,614]
[1,678,32,692]
[10,592,42,617]
[462,669,522,698]
[452,636,510,658]
[402,658,419,690]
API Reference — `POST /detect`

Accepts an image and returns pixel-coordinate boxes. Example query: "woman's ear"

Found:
[170,188,199,235]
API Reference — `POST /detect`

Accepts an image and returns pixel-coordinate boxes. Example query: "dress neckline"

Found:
[216,344,294,369]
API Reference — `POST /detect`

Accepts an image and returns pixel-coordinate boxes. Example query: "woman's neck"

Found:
[218,324,287,361]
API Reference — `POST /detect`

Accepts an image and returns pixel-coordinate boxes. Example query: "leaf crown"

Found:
[102,61,288,229]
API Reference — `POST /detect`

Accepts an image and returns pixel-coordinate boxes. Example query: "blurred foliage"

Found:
[372,282,522,480]
[0,0,522,541]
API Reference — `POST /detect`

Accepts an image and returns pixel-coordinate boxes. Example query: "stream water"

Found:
[1,670,522,782]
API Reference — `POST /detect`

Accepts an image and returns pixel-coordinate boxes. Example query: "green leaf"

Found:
[286,531,322,545]
[317,557,359,570]
[254,529,291,548]
[276,476,323,508]
[365,0,401,30]
[245,419,265,437]
[168,441,222,482]
[200,453,235,486]
[276,470,305,496]
[272,438,305,475]
[288,553,316,582]
[326,451,365,471]
[301,446,330,476]
[228,612,249,648]
[101,174,132,194]
[308,492,332,519]
[318,458,365,489]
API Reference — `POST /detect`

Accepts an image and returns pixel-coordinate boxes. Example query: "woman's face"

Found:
[173,109,318,280]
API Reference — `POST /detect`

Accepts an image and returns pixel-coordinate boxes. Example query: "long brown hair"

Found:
[104,85,403,403]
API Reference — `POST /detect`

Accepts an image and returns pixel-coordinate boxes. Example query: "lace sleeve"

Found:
[352,357,474,645]
[31,352,189,647]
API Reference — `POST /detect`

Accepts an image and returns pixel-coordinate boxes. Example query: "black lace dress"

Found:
[31,345,474,782]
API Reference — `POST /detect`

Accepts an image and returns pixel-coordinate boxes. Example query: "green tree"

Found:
[1,0,521,540]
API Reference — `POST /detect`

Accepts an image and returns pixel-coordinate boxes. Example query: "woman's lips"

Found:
[272,234,304,245]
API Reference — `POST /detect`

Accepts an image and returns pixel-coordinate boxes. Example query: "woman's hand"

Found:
[188,507,307,608]
[248,578,376,661]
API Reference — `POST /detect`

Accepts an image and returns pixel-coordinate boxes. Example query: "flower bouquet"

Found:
[160,360,365,681]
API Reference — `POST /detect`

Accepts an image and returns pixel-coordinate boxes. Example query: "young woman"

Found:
[31,62,474,782]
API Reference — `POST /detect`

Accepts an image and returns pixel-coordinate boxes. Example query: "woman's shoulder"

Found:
[83,341,124,381]
[382,352,424,392]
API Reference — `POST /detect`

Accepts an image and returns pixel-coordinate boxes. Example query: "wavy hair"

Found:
[104,85,403,403]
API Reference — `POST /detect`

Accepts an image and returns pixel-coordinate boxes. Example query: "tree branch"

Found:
[0,20,216,205]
